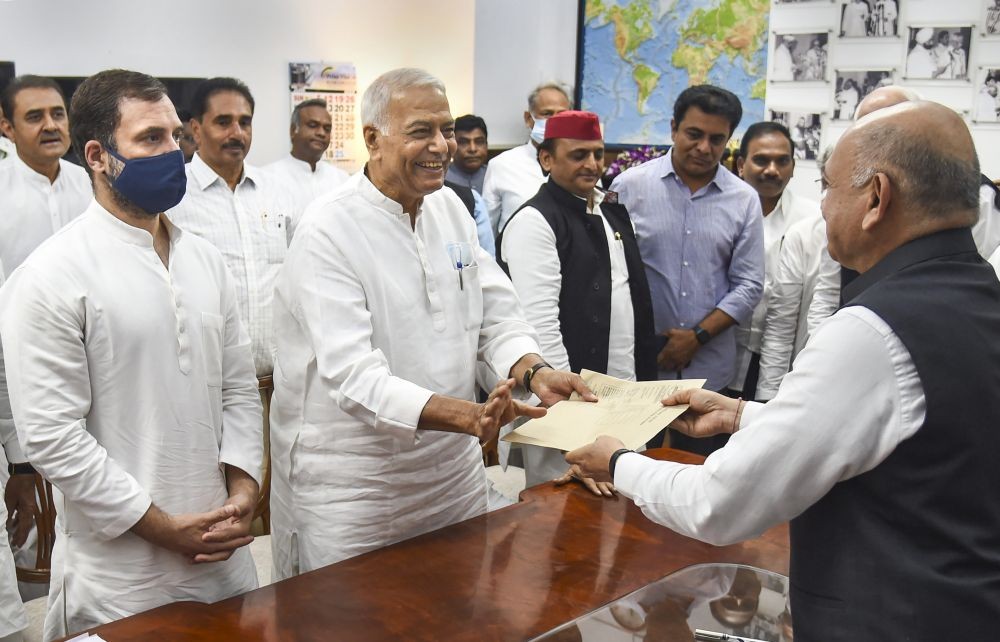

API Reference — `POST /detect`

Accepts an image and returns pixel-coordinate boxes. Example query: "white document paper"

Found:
[503,370,705,451]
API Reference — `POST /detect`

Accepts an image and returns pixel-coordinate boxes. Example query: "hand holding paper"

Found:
[503,370,706,452]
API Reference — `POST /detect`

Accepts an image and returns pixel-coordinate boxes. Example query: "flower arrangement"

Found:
[604,146,668,180]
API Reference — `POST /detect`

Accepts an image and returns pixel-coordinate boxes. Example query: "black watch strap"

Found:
[694,325,712,345]
[608,448,633,480]
[7,462,35,476]
[522,361,552,393]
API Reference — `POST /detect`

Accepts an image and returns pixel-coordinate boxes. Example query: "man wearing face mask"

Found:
[169,77,292,377]
[481,82,571,236]
[0,69,262,640]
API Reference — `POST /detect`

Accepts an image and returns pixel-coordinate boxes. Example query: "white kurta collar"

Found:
[87,199,183,248]
[190,152,257,191]
[9,152,62,188]
[357,169,417,222]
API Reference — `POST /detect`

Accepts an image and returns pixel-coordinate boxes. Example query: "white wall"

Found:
[0,0,476,170]
[473,0,579,147]
[769,0,1000,202]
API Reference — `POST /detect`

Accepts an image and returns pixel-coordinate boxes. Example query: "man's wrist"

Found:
[608,448,633,480]
[7,462,35,476]
[693,325,712,345]
[523,361,552,393]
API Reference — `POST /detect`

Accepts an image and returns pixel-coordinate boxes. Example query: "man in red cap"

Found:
[498,111,657,487]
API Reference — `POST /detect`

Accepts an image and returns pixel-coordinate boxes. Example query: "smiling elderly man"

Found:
[269,68,595,579]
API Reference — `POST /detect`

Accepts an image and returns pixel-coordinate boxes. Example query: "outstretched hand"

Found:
[530,368,598,408]
[662,389,743,438]
[473,378,546,444]
[564,435,627,483]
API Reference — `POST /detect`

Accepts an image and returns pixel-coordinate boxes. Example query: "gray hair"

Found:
[361,68,446,134]
[817,145,834,175]
[527,82,571,114]
[849,123,980,217]
[291,98,328,130]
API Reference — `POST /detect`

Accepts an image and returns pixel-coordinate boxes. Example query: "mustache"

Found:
[222,140,246,150]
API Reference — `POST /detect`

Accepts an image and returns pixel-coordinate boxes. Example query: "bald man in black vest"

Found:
[566,101,1000,640]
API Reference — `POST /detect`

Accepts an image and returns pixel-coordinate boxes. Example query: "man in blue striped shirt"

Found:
[610,85,764,454]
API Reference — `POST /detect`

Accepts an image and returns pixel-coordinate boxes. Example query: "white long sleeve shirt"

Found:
[756,215,827,400]
[0,201,262,637]
[168,152,292,375]
[0,154,92,466]
[729,190,817,391]
[481,142,545,235]
[269,171,540,578]
[615,306,924,546]
[262,153,350,237]
[500,188,635,378]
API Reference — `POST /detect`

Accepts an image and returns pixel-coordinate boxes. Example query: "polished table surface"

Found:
[62,449,789,641]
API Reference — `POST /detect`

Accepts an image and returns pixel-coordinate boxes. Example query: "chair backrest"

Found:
[16,474,55,584]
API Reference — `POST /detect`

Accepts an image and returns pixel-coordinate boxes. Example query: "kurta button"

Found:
[589,347,597,354]
[592,315,599,323]
[592,282,600,290]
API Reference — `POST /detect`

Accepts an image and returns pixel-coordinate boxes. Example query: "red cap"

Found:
[543,110,602,141]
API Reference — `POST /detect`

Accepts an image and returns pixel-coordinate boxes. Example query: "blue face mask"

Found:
[529,117,548,144]
[106,147,187,215]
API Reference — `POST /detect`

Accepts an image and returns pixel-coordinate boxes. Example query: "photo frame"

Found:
[832,69,896,120]
[972,67,1000,122]
[903,26,973,81]
[771,32,831,83]
[839,0,900,38]
[769,110,824,161]
[984,0,1000,38]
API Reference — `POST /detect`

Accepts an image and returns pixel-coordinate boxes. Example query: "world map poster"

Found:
[578,0,771,145]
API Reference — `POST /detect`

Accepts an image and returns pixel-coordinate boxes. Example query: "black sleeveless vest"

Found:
[498,180,657,381]
[789,227,1000,641]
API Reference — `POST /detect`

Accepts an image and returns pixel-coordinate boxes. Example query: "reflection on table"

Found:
[532,564,794,642]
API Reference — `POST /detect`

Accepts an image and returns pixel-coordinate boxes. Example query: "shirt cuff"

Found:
[376,376,436,445]
[100,489,154,541]
[489,337,542,399]
[738,400,764,431]
[219,453,264,489]
[612,451,655,498]
[716,297,755,326]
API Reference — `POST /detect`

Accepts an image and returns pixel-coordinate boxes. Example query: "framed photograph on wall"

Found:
[973,68,1000,122]
[769,110,824,160]
[832,69,895,119]
[839,0,900,38]
[903,26,972,81]
[985,0,1000,37]
[771,32,830,82]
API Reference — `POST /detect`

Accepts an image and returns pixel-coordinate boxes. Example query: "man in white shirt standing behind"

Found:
[481,82,570,235]
[728,121,818,400]
[169,77,290,377]
[269,68,595,578]
[0,69,262,641]
[264,98,350,236]
[500,110,657,489]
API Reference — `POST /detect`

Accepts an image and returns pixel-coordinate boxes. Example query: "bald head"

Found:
[854,86,921,120]
[847,100,979,220]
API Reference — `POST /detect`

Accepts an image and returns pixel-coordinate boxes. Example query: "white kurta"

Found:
[270,172,539,579]
[842,2,869,36]
[0,201,262,639]
[481,142,546,235]
[729,190,817,392]
[756,215,827,400]
[168,153,292,375]
[0,269,26,640]
[0,138,13,163]
[975,90,1000,123]
[262,154,350,237]
[771,43,795,81]
[906,45,936,79]
[500,187,636,486]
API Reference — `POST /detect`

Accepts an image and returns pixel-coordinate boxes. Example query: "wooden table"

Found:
[62,449,789,641]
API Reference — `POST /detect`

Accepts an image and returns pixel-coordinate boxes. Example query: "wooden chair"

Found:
[253,376,273,535]
[15,474,55,584]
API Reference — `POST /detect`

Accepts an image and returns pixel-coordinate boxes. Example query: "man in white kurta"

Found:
[841,0,869,37]
[906,29,937,79]
[263,98,350,237]
[481,83,570,235]
[728,123,818,399]
[270,68,592,580]
[0,70,262,640]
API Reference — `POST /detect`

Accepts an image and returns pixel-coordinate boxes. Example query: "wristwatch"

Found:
[7,463,35,476]
[522,361,553,394]
[694,325,712,345]
[608,448,633,479]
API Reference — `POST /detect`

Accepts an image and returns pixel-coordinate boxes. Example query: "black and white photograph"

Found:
[769,110,823,160]
[840,0,899,38]
[904,27,972,80]
[986,0,1000,36]
[771,32,829,82]
[833,70,894,119]
[973,68,1000,122]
